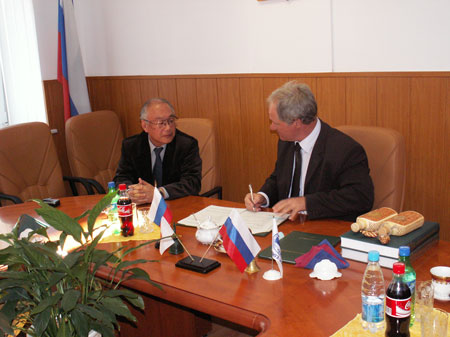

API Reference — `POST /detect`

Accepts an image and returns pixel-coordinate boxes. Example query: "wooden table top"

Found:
[1,195,449,336]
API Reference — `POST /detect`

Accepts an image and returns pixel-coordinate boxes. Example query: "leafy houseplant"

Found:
[0,193,159,337]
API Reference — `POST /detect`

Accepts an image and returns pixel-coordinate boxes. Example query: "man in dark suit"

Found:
[244,81,374,222]
[114,98,201,204]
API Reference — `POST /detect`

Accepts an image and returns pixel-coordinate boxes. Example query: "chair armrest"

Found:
[0,193,23,206]
[200,186,222,200]
[63,176,106,196]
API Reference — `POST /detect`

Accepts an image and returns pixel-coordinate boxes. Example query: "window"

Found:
[0,0,47,128]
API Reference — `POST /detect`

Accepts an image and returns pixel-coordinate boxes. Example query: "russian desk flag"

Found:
[57,0,91,121]
[148,188,175,255]
[219,209,261,273]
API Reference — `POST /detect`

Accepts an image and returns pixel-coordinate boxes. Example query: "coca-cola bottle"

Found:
[385,262,411,337]
[117,184,134,237]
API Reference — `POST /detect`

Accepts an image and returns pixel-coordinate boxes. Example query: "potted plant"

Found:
[0,193,159,337]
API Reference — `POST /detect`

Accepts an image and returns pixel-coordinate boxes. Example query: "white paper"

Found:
[177,205,288,234]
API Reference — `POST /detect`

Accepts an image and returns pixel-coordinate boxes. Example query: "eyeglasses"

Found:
[142,116,178,129]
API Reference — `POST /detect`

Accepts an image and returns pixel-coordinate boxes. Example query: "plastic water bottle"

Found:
[398,246,416,326]
[361,250,385,332]
[107,181,120,234]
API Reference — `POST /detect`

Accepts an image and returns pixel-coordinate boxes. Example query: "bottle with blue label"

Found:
[107,181,120,234]
[361,250,385,332]
[398,246,416,326]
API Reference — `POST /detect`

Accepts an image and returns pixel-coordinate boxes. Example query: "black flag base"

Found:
[175,256,221,274]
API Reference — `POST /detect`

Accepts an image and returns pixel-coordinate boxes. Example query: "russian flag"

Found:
[219,209,261,273]
[57,0,91,121]
[147,188,175,255]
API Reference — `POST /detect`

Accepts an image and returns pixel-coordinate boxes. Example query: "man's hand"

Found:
[272,197,306,221]
[244,192,265,212]
[128,178,154,205]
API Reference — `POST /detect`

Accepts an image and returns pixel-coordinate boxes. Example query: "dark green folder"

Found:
[258,231,341,264]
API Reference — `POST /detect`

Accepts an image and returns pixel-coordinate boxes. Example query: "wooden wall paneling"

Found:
[109,79,128,136]
[176,79,198,118]
[443,78,450,241]
[316,78,346,127]
[87,78,111,111]
[239,78,269,193]
[409,78,447,232]
[262,78,287,173]
[345,77,377,126]
[217,78,246,201]
[140,79,159,106]
[157,79,178,113]
[110,80,142,137]
[43,80,72,178]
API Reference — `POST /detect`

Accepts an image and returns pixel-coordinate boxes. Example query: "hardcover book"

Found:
[340,221,439,259]
[258,231,340,264]
[341,231,439,269]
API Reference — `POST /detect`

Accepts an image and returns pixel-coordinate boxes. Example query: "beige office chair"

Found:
[0,122,97,206]
[336,125,406,211]
[176,118,222,199]
[65,110,124,194]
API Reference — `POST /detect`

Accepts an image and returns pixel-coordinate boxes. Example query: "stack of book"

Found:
[340,221,440,268]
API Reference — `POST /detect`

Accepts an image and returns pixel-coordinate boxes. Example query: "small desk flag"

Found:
[272,218,283,276]
[219,209,261,273]
[148,188,174,255]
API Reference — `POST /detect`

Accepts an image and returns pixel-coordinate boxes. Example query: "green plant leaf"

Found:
[31,293,62,314]
[0,311,14,335]
[121,240,156,257]
[33,200,83,243]
[77,304,104,321]
[33,306,51,337]
[123,293,145,310]
[87,192,115,235]
[74,209,90,222]
[116,259,150,271]
[63,250,83,269]
[62,289,81,312]
[90,322,115,337]
[70,308,89,337]
[100,297,136,322]
[102,289,138,299]
[56,316,69,337]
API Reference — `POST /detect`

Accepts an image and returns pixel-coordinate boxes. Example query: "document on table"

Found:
[177,205,289,234]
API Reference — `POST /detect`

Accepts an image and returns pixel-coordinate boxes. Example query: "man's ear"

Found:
[141,119,148,132]
[292,118,304,128]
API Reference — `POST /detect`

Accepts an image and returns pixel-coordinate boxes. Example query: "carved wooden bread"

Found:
[351,207,398,232]
[378,211,425,236]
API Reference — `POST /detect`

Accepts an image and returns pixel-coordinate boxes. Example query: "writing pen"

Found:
[249,184,255,211]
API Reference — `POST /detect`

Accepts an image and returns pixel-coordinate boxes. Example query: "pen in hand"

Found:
[249,184,255,211]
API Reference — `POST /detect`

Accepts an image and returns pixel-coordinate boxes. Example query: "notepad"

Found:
[258,231,341,264]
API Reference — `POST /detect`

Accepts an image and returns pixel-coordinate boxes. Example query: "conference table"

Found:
[0,195,449,337]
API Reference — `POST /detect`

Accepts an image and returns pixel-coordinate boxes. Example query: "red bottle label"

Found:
[385,296,411,318]
[117,204,132,217]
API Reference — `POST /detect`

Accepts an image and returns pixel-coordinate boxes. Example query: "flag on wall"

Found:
[147,188,175,255]
[57,0,91,121]
[219,209,261,273]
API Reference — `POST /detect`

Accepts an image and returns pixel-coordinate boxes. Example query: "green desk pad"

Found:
[258,231,341,264]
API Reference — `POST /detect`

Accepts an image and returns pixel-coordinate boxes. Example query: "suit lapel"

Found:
[137,132,153,183]
[304,121,329,193]
[279,141,296,198]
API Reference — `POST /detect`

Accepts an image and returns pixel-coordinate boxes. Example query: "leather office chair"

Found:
[0,122,98,206]
[336,125,406,211]
[176,118,222,199]
[65,110,124,194]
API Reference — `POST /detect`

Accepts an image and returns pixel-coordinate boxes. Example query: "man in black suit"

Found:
[244,81,374,222]
[114,98,201,204]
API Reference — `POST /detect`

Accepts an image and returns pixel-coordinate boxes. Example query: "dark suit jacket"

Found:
[114,129,202,200]
[260,121,374,221]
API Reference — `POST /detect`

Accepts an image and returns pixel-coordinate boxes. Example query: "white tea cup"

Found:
[430,266,450,301]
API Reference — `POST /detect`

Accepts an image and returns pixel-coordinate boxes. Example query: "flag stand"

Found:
[263,269,282,280]
[175,256,220,274]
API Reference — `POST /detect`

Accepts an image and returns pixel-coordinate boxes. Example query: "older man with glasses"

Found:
[114,98,202,204]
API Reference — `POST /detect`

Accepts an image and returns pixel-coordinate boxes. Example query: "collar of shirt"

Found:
[148,139,167,169]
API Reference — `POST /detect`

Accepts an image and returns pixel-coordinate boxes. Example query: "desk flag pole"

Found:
[263,217,283,281]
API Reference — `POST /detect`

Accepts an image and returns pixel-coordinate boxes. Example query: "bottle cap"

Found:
[393,262,405,275]
[108,181,115,189]
[368,250,380,262]
[119,184,127,191]
[399,246,410,257]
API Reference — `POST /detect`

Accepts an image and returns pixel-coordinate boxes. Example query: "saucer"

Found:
[434,293,450,302]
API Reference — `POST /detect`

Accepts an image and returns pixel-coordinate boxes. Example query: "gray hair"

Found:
[140,98,175,119]
[267,81,317,125]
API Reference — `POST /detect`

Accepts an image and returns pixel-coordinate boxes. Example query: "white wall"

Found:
[33,0,450,80]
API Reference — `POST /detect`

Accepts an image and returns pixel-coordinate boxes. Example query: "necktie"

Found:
[153,147,163,187]
[291,143,302,198]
